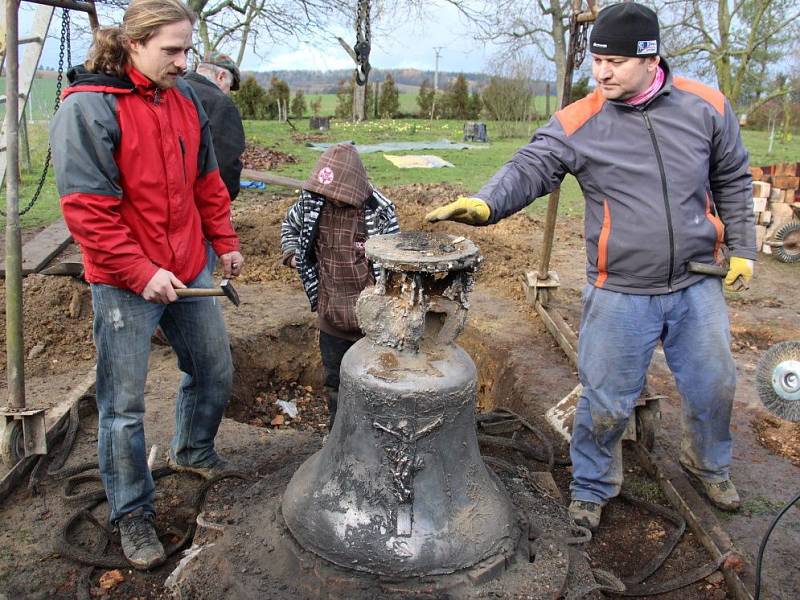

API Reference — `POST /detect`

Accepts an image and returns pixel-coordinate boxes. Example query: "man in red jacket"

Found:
[49,0,243,570]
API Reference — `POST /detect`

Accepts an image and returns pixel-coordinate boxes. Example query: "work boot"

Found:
[167,454,234,480]
[568,500,602,532]
[326,389,338,430]
[118,511,166,570]
[698,479,741,511]
[679,462,741,511]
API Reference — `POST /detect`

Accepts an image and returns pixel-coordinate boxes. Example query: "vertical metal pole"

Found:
[545,82,551,117]
[5,0,26,410]
[537,2,582,281]
[20,104,31,172]
[431,46,443,120]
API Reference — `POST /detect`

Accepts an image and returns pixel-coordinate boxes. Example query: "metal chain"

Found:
[353,0,371,85]
[6,9,70,217]
[574,20,590,69]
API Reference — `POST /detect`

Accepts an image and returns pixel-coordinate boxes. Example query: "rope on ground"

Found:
[618,491,685,585]
[55,467,250,568]
[477,407,571,470]
[28,395,97,494]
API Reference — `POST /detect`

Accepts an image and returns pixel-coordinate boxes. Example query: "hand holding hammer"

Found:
[175,278,241,306]
[174,251,244,306]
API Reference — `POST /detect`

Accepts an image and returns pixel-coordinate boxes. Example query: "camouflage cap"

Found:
[203,53,240,91]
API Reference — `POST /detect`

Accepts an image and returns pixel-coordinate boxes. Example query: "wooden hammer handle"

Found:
[174,288,223,298]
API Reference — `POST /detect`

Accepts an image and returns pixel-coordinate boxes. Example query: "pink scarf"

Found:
[625,65,665,106]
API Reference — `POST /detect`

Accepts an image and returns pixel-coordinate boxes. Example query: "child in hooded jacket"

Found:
[280,144,399,427]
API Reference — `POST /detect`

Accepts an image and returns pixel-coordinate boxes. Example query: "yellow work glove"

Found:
[425,197,491,225]
[724,257,753,291]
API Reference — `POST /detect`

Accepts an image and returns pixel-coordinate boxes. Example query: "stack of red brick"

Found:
[749,162,800,254]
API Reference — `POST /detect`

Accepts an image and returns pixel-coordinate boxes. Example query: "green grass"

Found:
[3,116,800,231]
[0,76,60,122]
[741,129,800,165]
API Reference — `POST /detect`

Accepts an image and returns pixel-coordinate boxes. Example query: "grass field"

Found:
[3,115,800,229]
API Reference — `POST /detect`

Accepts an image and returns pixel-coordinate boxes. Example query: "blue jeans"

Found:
[570,278,736,504]
[91,268,233,522]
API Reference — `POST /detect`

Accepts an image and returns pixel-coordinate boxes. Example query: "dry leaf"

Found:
[98,569,124,590]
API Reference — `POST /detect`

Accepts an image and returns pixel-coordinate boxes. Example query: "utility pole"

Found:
[432,46,443,93]
[431,46,443,120]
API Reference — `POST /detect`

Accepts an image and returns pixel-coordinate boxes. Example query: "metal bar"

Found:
[240,167,304,190]
[536,7,583,280]
[537,188,560,279]
[6,0,26,410]
[633,444,754,600]
[23,0,96,15]
[533,300,578,368]
[0,367,96,504]
[19,103,30,171]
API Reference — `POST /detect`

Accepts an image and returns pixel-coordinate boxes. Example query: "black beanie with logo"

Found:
[589,2,660,58]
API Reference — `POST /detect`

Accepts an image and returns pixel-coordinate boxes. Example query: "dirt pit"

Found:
[0,183,799,598]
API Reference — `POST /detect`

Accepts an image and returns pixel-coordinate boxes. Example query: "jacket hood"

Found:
[303,143,372,208]
[62,65,135,99]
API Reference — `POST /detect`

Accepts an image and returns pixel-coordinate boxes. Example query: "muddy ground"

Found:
[0,183,798,599]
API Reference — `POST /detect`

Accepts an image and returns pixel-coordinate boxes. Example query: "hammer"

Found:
[174,279,241,306]
[687,261,747,291]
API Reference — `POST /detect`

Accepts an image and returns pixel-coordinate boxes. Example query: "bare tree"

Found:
[79,1,351,67]
[187,0,352,64]
[657,0,800,111]
[481,52,541,138]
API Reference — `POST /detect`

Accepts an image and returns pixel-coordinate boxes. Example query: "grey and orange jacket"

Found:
[475,61,756,295]
[50,65,240,294]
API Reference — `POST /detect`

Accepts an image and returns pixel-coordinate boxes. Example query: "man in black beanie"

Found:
[426,2,755,531]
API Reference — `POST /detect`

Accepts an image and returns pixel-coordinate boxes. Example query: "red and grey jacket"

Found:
[49,65,240,294]
[476,60,756,295]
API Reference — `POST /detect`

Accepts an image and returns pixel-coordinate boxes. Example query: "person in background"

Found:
[184,52,245,201]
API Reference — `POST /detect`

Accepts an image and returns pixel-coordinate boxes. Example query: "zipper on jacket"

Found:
[154,88,161,105]
[642,109,675,291]
[178,136,187,184]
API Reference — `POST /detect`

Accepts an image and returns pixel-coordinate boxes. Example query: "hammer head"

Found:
[220,279,241,306]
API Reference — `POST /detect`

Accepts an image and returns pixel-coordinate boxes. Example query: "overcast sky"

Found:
[31,3,512,75]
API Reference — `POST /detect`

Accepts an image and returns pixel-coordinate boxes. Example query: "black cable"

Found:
[754,488,800,600]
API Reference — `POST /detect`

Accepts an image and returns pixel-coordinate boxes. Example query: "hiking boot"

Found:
[118,512,166,570]
[568,500,602,532]
[167,454,234,480]
[698,478,741,511]
[679,462,741,511]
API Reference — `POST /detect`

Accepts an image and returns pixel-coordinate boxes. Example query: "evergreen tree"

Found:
[442,74,471,119]
[267,75,291,119]
[378,73,400,118]
[468,90,482,119]
[233,76,267,119]
[310,96,322,116]
[291,89,307,118]
[335,78,354,119]
[417,78,435,117]
[570,76,591,102]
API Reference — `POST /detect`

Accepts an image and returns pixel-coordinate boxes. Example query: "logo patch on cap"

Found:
[318,167,334,185]
[592,42,608,48]
[637,40,658,55]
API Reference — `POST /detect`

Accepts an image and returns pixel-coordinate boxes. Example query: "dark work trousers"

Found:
[319,330,358,427]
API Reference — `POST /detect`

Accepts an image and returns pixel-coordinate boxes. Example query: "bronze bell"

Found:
[282,231,520,577]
